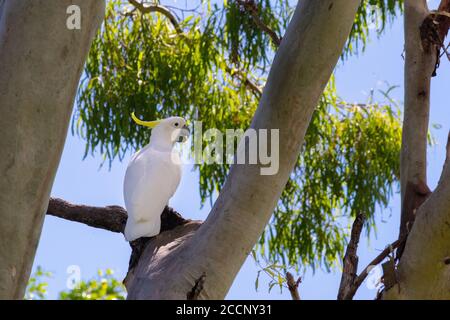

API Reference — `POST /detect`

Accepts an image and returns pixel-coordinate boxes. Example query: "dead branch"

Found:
[337,211,407,300]
[337,213,365,300]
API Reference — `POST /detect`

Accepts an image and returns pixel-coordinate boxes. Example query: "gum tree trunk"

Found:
[0,0,104,299]
[125,0,361,299]
[383,0,450,299]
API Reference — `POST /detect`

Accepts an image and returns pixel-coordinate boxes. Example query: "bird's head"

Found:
[131,113,190,147]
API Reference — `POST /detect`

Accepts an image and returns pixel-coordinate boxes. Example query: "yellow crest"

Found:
[131,112,161,128]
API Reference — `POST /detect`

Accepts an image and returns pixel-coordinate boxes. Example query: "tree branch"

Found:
[337,214,406,300]
[47,197,192,288]
[225,66,263,97]
[47,198,127,233]
[286,272,301,300]
[337,213,365,300]
[128,0,183,34]
[236,0,281,46]
[352,237,405,293]
[46,197,189,235]
[124,0,361,299]
[128,1,264,99]
[398,0,435,252]
[383,140,450,299]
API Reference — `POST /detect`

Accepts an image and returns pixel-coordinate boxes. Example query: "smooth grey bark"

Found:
[126,0,361,299]
[398,0,435,243]
[383,0,450,299]
[384,138,450,299]
[0,0,104,299]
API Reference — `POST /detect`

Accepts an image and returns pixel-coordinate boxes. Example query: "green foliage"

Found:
[76,0,257,162]
[59,269,126,300]
[25,266,52,300]
[253,252,289,294]
[75,1,404,271]
[26,268,126,300]
[261,83,402,269]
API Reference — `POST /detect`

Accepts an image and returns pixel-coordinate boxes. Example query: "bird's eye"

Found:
[174,122,179,127]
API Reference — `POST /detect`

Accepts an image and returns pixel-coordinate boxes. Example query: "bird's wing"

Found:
[123,148,181,223]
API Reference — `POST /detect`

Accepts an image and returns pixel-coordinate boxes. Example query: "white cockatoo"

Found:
[123,113,189,241]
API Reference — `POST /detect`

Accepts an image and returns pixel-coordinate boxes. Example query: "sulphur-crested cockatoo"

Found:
[123,113,189,241]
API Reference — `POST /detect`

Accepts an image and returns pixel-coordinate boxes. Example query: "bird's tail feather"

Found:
[124,218,161,241]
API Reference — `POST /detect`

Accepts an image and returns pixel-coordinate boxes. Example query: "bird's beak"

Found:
[177,124,190,143]
[131,112,161,128]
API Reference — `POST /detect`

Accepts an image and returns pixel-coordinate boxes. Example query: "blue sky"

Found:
[31,0,450,299]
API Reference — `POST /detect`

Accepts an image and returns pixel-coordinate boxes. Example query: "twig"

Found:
[337,213,365,300]
[352,237,405,291]
[225,66,263,97]
[128,0,183,34]
[337,234,405,300]
[236,0,281,47]
[286,272,301,300]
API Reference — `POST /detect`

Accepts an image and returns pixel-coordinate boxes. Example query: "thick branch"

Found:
[125,0,361,300]
[47,198,127,233]
[47,197,192,288]
[383,154,450,299]
[398,0,435,248]
[46,197,189,234]
[382,2,450,299]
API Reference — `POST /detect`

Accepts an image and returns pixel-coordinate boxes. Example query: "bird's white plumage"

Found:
[123,116,188,241]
